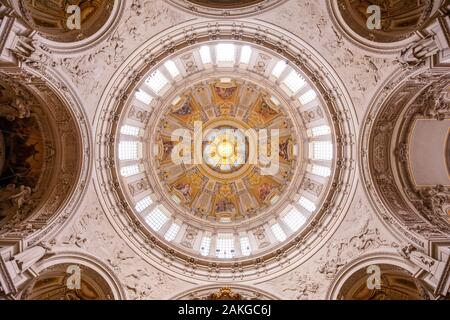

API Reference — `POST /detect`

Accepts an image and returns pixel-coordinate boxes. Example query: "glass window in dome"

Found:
[200,236,211,256]
[282,207,306,232]
[240,236,251,256]
[312,141,333,161]
[118,141,141,160]
[135,196,153,213]
[120,164,141,177]
[271,223,287,242]
[145,70,168,94]
[240,45,252,64]
[120,125,140,137]
[299,89,317,105]
[298,196,316,213]
[199,46,212,64]
[216,44,235,63]
[311,164,331,177]
[272,60,287,78]
[135,89,153,105]
[308,125,331,138]
[145,207,168,231]
[164,60,180,78]
[164,223,180,241]
[283,71,306,93]
[215,234,235,259]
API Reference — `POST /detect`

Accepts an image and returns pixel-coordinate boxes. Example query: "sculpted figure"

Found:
[0,184,32,214]
[0,96,32,121]
[399,35,440,66]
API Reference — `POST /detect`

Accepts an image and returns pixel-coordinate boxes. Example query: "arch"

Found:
[326,0,444,54]
[360,64,450,249]
[20,249,126,300]
[0,66,90,246]
[326,249,421,300]
[4,0,125,54]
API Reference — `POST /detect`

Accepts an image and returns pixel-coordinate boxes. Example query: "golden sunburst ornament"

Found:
[203,127,246,173]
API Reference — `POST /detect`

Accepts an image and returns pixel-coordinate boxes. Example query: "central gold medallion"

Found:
[203,126,247,173]
[217,140,234,159]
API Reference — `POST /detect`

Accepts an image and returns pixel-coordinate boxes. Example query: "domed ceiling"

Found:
[112,41,337,263]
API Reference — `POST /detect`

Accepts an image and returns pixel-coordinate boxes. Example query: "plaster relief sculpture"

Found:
[399,35,440,67]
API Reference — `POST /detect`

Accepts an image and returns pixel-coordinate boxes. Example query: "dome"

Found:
[113,41,336,262]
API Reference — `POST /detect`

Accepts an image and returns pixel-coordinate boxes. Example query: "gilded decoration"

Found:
[155,79,297,222]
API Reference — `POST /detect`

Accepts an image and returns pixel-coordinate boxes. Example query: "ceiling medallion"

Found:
[154,79,297,224]
[202,125,248,174]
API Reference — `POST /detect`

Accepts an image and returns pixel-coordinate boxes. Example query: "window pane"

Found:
[164,223,180,241]
[118,141,141,160]
[145,207,168,231]
[240,45,252,64]
[216,43,235,63]
[271,223,287,242]
[282,208,306,232]
[135,196,153,213]
[164,60,180,78]
[145,70,168,94]
[299,89,317,105]
[120,125,140,137]
[272,60,287,78]
[120,164,141,177]
[240,236,251,256]
[200,236,211,256]
[283,71,306,93]
[199,46,211,64]
[312,141,333,160]
[311,164,331,177]
[298,196,316,212]
[135,89,153,105]
[308,125,331,138]
[215,234,235,259]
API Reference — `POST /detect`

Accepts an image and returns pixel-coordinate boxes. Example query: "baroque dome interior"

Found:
[113,42,336,263]
[0,0,450,303]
